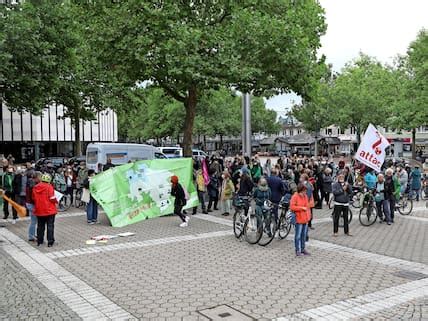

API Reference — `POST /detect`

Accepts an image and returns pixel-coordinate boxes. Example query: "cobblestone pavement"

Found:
[0,247,79,320]
[1,203,427,320]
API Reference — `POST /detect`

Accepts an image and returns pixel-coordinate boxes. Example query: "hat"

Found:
[170,175,179,184]
[41,173,52,183]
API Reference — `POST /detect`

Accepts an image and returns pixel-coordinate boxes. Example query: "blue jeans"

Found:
[86,198,98,222]
[294,223,308,253]
[26,203,37,240]
[376,200,391,223]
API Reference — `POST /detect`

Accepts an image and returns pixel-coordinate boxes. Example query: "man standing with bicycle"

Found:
[385,168,399,223]
[332,174,353,237]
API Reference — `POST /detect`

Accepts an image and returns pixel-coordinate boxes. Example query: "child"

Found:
[32,173,57,247]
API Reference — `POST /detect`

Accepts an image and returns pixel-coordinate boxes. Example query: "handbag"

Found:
[81,188,91,203]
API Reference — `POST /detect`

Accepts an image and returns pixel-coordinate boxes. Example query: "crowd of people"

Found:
[2,152,427,253]
[185,154,427,256]
[0,155,99,246]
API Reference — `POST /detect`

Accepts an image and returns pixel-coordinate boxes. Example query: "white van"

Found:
[86,143,166,172]
[157,147,207,159]
[158,147,182,159]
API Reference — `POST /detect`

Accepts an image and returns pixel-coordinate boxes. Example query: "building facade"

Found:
[0,102,118,162]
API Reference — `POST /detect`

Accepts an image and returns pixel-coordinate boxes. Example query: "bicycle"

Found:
[233,196,261,244]
[57,191,72,212]
[351,186,363,208]
[277,197,292,240]
[331,205,353,227]
[74,188,86,208]
[359,190,379,226]
[257,200,277,247]
[395,193,413,215]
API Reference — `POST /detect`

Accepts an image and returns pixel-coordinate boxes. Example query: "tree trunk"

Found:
[203,135,207,151]
[182,86,197,157]
[74,115,82,156]
[220,135,223,150]
[411,128,416,160]
[356,126,361,147]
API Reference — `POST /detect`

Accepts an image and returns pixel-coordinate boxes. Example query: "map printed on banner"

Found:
[89,158,198,227]
[355,123,390,172]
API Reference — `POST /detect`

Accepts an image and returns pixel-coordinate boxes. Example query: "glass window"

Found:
[87,150,98,164]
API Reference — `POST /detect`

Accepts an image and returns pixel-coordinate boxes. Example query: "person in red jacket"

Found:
[32,173,58,247]
[290,183,311,257]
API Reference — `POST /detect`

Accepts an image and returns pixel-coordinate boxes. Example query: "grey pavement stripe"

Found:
[0,229,135,321]
[195,214,428,274]
[275,278,428,321]
[400,215,428,222]
[46,230,233,259]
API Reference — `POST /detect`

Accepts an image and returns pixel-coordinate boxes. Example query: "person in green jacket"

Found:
[2,166,17,220]
[250,160,262,184]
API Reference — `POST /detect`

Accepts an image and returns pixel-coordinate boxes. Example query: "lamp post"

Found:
[241,93,251,156]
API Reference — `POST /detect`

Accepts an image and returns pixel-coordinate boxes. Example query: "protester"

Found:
[250,159,262,184]
[290,183,311,257]
[410,165,422,201]
[385,168,399,223]
[2,165,17,222]
[253,177,271,231]
[103,158,115,171]
[32,173,57,247]
[26,171,39,241]
[192,162,208,215]
[170,175,189,227]
[207,169,219,212]
[364,169,377,190]
[332,173,353,236]
[263,159,272,177]
[321,167,333,206]
[84,170,99,224]
[64,167,74,204]
[267,169,286,222]
[13,167,27,215]
[220,171,234,216]
[77,161,88,189]
[375,173,392,225]
[397,165,409,195]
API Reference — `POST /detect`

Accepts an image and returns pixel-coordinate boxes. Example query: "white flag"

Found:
[355,124,390,172]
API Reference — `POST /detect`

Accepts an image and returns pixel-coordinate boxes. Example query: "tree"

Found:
[93,1,326,156]
[1,1,112,155]
[327,54,397,144]
[389,30,428,159]
[250,97,281,135]
[117,87,185,144]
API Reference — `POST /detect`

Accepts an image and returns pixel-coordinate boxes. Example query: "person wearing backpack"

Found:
[171,175,189,227]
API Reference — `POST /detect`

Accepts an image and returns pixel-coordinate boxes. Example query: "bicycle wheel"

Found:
[397,196,413,215]
[278,211,292,240]
[351,192,362,208]
[243,213,262,244]
[258,211,277,246]
[74,189,84,208]
[233,209,245,238]
[328,198,334,209]
[359,204,377,226]
[337,208,353,227]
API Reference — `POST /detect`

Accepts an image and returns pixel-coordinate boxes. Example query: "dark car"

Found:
[35,157,65,171]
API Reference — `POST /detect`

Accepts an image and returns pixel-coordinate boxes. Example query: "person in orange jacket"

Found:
[32,173,58,247]
[290,183,312,257]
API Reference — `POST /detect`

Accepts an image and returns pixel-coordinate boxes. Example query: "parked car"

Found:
[35,157,65,171]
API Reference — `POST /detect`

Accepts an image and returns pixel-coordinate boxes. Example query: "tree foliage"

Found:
[93,0,326,155]
[0,1,112,155]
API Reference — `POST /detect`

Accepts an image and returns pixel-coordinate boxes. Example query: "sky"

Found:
[265,0,428,116]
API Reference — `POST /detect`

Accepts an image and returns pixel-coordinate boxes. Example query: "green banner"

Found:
[90,158,198,227]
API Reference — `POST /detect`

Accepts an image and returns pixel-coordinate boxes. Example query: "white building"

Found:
[0,102,118,161]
